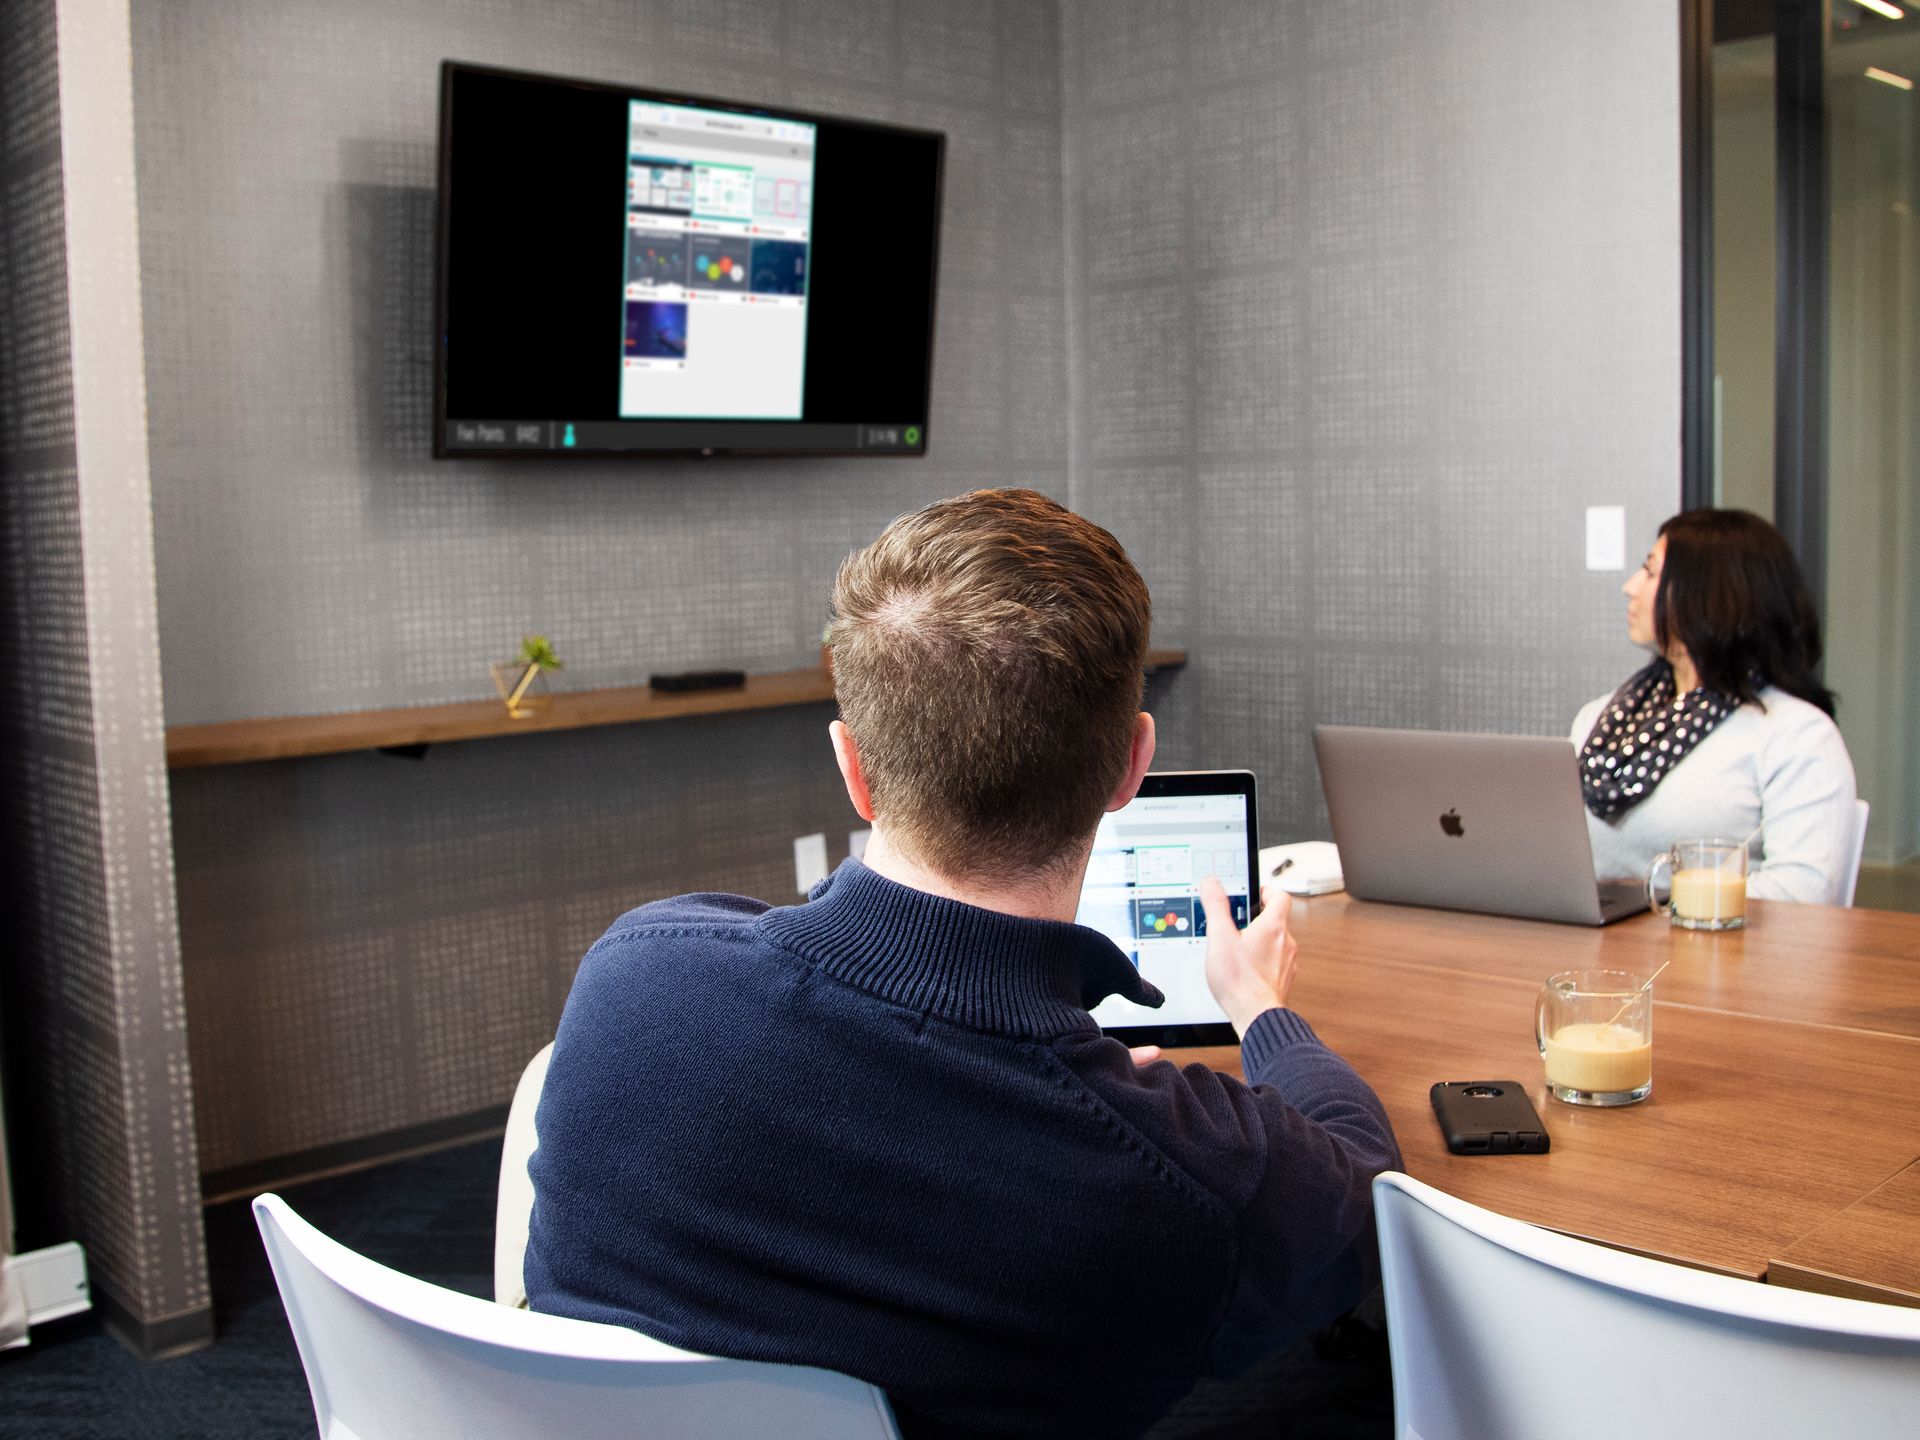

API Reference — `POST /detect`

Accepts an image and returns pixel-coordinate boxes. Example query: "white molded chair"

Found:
[255,1193,900,1440]
[494,1041,553,1307]
[1841,797,1872,907]
[1372,1172,1920,1440]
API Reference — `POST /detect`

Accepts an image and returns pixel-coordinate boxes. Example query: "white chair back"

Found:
[1373,1172,1920,1440]
[255,1193,900,1440]
[1841,797,1871,907]
[494,1040,553,1306]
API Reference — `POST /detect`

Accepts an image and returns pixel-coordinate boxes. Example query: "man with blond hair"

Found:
[527,489,1399,1440]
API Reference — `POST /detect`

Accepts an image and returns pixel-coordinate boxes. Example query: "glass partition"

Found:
[1825,8,1918,867]
[1698,0,1919,872]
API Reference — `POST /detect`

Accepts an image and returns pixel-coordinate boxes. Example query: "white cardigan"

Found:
[1570,686,1858,904]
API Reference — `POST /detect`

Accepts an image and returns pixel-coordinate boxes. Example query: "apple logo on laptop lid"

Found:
[1440,808,1465,838]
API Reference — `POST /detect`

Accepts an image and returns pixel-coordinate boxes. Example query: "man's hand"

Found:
[1198,875,1298,1037]
[1127,1045,1162,1067]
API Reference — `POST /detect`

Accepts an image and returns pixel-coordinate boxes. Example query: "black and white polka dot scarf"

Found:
[1579,659,1736,820]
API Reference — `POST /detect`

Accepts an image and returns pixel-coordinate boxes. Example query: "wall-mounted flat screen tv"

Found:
[435,62,945,458]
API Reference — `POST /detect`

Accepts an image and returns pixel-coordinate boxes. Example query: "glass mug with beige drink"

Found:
[1646,838,1748,930]
[1536,969,1654,1106]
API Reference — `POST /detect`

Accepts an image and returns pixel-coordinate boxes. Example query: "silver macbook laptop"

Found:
[1313,725,1644,927]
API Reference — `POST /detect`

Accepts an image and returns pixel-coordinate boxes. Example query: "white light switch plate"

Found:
[1585,506,1626,571]
[794,832,829,894]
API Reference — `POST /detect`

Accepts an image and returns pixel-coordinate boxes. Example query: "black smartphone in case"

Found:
[1430,1081,1550,1155]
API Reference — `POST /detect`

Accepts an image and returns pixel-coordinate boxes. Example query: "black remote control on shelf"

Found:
[649,670,748,693]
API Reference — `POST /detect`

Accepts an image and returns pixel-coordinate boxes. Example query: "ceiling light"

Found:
[1856,0,1906,19]
[1865,65,1916,88]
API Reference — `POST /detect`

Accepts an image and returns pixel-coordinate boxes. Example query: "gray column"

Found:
[0,0,210,1358]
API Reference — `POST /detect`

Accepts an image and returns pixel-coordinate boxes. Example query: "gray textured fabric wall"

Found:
[1061,1,1682,840]
[132,0,1085,1177]
[1,0,209,1355]
[136,0,1068,724]
[138,0,1686,1182]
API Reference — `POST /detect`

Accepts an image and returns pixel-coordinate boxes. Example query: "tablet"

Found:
[1076,770,1257,1048]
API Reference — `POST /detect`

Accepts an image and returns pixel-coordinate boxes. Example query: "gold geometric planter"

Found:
[490,660,552,719]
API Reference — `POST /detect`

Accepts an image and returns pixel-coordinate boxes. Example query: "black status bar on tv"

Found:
[441,419,925,454]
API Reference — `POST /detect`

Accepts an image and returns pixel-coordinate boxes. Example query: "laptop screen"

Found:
[1077,775,1254,1032]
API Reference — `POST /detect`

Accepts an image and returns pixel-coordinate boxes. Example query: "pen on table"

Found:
[1270,858,1294,878]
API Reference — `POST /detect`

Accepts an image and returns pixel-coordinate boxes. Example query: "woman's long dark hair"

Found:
[1654,509,1835,715]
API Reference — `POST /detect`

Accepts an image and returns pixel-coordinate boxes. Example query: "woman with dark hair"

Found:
[1570,509,1858,903]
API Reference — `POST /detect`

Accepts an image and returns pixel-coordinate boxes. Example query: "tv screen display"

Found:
[434,63,945,458]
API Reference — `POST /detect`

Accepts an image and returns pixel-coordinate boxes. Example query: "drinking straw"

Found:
[1600,959,1671,1032]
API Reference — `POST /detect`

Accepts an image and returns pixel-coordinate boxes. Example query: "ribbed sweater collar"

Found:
[759,859,1164,1037]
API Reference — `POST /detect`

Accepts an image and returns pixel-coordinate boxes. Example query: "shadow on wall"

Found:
[171,701,856,1178]
[344,173,436,477]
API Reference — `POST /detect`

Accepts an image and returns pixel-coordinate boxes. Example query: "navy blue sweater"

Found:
[526,860,1400,1439]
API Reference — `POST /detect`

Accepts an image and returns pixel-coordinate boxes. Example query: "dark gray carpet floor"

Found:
[0,1137,1392,1438]
[0,1142,496,1440]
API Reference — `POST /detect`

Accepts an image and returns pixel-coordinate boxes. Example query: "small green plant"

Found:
[494,634,563,717]
[518,634,563,672]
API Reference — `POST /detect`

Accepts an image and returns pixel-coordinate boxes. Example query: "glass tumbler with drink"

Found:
[1536,969,1654,1106]
[1647,837,1748,930]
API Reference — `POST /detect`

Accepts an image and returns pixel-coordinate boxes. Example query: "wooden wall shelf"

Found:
[165,648,1188,769]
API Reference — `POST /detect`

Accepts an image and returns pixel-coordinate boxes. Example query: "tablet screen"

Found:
[1077,772,1256,1041]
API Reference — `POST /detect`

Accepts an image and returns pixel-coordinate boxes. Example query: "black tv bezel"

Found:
[432,60,946,461]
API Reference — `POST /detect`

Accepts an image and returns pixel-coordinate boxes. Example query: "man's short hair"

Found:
[830,488,1151,881]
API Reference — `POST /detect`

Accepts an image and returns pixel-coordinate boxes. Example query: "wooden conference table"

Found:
[1177,894,1920,1305]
